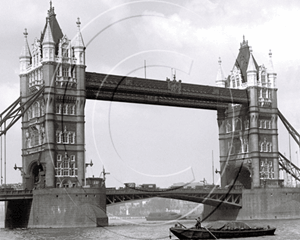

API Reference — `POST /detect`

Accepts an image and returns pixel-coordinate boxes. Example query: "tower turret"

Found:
[42,18,55,63]
[246,48,257,86]
[267,50,277,88]
[73,18,85,66]
[19,29,31,74]
[216,57,226,87]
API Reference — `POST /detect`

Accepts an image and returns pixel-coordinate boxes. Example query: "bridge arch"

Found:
[27,160,44,190]
[228,165,251,189]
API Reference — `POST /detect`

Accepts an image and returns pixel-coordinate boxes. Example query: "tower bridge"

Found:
[1,3,300,228]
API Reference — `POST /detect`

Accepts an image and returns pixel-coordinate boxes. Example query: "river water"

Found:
[0,218,299,239]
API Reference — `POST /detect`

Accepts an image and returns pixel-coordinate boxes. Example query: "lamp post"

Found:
[14,164,25,176]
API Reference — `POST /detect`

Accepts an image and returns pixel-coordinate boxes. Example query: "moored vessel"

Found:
[170,221,276,239]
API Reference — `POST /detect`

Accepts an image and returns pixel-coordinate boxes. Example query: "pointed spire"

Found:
[216,57,225,87]
[74,17,85,48]
[20,28,31,58]
[268,49,275,74]
[48,0,55,18]
[43,18,55,45]
[247,47,257,73]
[246,47,257,86]
[267,49,277,88]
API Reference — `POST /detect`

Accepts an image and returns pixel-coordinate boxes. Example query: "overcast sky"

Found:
[0,0,299,188]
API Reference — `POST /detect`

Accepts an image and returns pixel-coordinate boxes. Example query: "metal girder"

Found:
[279,152,300,181]
[106,188,242,208]
[278,109,300,147]
[0,87,45,137]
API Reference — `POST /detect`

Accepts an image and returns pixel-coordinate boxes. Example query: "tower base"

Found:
[27,188,108,228]
[202,187,300,221]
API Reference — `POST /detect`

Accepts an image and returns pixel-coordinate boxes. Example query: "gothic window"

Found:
[232,78,236,88]
[69,133,75,144]
[57,127,75,144]
[63,104,68,114]
[63,169,69,176]
[62,48,68,58]
[69,105,75,115]
[56,131,62,143]
[63,67,69,77]
[266,121,270,129]
[34,102,40,117]
[236,76,240,87]
[70,155,75,161]
[226,120,232,133]
[56,104,61,114]
[261,71,266,86]
[63,132,68,143]
[261,142,266,152]
[72,68,76,79]
[234,118,242,131]
[262,89,267,98]
[260,159,274,179]
[55,154,78,178]
[259,89,262,98]
[63,159,69,169]
[244,140,248,153]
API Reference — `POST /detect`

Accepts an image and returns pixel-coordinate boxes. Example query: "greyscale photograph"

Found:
[0,0,299,239]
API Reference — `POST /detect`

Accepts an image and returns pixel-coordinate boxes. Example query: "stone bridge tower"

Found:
[19,4,86,190]
[216,37,280,189]
[16,4,108,228]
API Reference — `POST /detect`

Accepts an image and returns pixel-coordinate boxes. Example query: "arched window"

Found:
[63,132,68,143]
[56,132,62,143]
[232,78,236,88]
[69,105,75,115]
[235,118,242,131]
[226,120,232,133]
[56,104,61,114]
[261,71,266,86]
[261,142,266,152]
[63,104,68,114]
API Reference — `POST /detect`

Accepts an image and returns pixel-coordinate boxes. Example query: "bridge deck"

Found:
[86,72,249,110]
[106,188,242,209]
[0,190,33,201]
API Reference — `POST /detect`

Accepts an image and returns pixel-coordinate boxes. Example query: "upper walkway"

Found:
[85,72,249,110]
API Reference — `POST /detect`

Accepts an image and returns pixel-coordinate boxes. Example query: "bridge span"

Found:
[106,187,242,209]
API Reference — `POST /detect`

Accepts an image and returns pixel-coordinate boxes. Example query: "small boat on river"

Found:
[170,221,276,239]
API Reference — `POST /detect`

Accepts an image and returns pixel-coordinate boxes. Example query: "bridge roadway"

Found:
[85,72,249,110]
[106,187,242,209]
[0,187,242,209]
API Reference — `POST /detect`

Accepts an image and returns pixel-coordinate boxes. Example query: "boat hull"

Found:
[170,227,276,239]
